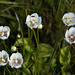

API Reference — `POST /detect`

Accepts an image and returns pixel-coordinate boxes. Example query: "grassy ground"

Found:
[0,0,75,75]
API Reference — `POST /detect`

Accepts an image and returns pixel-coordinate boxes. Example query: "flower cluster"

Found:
[0,25,23,68]
[0,50,23,68]
[62,12,75,44]
[0,13,42,69]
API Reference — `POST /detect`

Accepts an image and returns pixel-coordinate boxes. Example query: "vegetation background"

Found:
[0,0,75,75]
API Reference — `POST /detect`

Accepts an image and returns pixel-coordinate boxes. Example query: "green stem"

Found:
[56,0,61,16]
[4,68,5,75]
[32,29,39,75]
[28,27,32,54]
[37,29,39,43]
[6,66,11,75]
[2,40,9,52]
[25,10,32,54]
[26,10,31,54]
[34,54,36,75]
[28,28,31,44]
[32,29,38,46]
[20,25,25,56]
[37,29,40,75]
[71,45,75,49]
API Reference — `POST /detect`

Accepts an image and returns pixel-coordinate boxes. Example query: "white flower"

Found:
[38,24,43,29]
[11,46,17,51]
[62,12,75,26]
[65,27,75,44]
[0,50,9,66]
[9,52,23,68]
[0,26,10,40]
[26,13,42,29]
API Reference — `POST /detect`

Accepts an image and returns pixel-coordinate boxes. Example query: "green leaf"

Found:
[60,47,71,65]
[23,54,33,69]
[25,38,35,46]
[14,38,34,47]
[61,66,67,75]
[0,14,16,20]
[24,45,33,53]
[61,65,71,75]
[23,68,31,75]
[32,65,36,75]
[39,43,53,58]
[51,58,56,67]
[0,1,17,4]
[23,54,30,68]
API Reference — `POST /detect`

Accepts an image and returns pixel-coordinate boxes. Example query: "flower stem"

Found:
[2,40,9,52]
[37,29,39,43]
[72,45,75,49]
[32,29,38,45]
[4,68,5,75]
[20,25,25,56]
[37,29,40,75]
[28,27,32,55]
[6,66,11,75]
[32,29,39,74]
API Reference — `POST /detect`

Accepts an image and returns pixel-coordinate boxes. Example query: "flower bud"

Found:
[11,46,17,51]
[38,24,43,29]
[17,34,21,38]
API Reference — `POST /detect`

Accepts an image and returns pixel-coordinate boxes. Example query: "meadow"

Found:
[0,0,75,75]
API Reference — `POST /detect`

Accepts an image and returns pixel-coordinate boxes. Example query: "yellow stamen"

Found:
[65,17,67,19]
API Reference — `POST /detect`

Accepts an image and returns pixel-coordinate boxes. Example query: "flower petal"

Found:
[26,15,31,22]
[33,17,42,28]
[65,30,69,38]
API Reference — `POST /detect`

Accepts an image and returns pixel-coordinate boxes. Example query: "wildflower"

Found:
[0,50,9,66]
[65,27,75,44]
[9,52,23,68]
[62,12,75,26]
[0,26,10,40]
[26,13,42,29]
[38,24,43,29]
[11,46,17,51]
